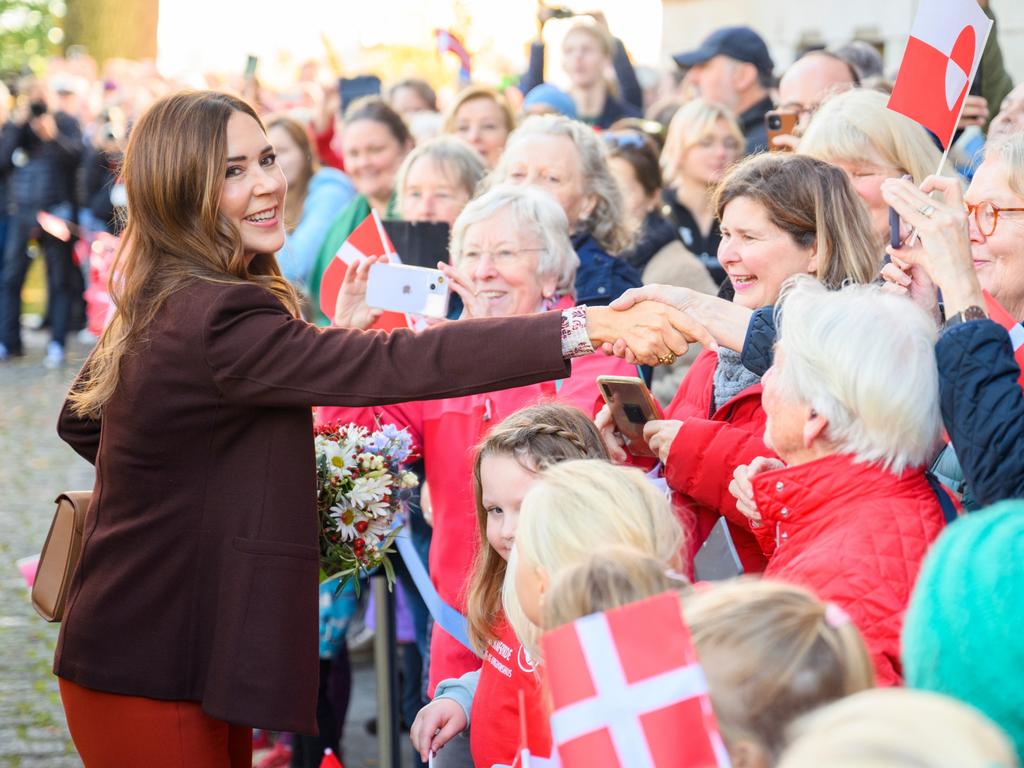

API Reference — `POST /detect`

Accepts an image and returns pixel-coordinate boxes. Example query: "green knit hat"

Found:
[903,501,1024,761]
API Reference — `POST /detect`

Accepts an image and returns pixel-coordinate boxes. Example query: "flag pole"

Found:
[909,83,977,247]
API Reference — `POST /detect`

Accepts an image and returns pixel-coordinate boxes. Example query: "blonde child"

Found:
[505,459,686,660]
[542,563,876,768]
[409,404,608,766]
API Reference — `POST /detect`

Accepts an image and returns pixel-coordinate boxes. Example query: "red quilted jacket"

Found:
[750,453,946,686]
[663,349,773,573]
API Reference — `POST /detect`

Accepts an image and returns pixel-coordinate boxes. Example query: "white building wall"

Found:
[661,0,1024,84]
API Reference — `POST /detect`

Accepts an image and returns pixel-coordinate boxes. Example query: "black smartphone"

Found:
[889,206,901,251]
[339,75,382,115]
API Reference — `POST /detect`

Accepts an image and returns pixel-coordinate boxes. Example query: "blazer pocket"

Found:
[232,536,318,560]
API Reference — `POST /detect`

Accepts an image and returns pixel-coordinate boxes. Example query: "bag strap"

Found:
[925,472,959,525]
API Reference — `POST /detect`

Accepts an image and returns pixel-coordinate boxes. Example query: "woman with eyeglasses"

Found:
[881,132,1024,509]
[660,99,744,288]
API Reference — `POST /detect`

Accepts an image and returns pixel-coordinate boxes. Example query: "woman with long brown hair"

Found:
[53,89,699,766]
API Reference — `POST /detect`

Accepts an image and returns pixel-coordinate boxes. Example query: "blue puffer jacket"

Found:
[936,318,1024,506]
[571,232,642,307]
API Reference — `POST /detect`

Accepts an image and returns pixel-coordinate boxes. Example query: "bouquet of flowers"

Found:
[315,421,419,591]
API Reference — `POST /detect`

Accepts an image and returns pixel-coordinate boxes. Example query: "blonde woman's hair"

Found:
[774,277,943,474]
[988,131,1024,199]
[465,404,609,653]
[660,98,744,186]
[489,114,634,254]
[69,91,300,419]
[541,546,687,632]
[778,688,1020,768]
[450,183,580,297]
[442,84,516,136]
[713,152,881,287]
[504,460,684,657]
[684,579,876,763]
[798,88,942,185]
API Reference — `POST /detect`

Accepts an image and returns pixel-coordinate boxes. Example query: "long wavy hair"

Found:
[69,90,299,418]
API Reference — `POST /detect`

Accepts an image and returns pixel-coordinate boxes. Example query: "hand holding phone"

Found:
[597,376,663,458]
[765,110,799,151]
[365,262,450,318]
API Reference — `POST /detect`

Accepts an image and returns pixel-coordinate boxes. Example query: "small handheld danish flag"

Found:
[541,592,730,768]
[319,211,405,330]
[888,0,992,149]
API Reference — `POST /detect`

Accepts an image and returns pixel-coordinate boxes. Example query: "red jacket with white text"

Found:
[751,453,946,686]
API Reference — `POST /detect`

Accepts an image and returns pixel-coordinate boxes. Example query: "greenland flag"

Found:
[319,210,406,330]
[888,0,992,148]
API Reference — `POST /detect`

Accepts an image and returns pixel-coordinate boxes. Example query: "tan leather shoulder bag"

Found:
[32,491,92,622]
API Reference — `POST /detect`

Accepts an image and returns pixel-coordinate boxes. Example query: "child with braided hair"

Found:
[409,403,609,766]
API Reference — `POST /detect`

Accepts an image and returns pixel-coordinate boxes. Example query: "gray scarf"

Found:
[712,347,761,412]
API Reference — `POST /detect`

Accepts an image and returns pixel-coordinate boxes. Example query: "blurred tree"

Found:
[0,0,60,76]
[63,0,157,63]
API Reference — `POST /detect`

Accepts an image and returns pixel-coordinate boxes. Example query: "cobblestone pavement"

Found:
[0,330,410,768]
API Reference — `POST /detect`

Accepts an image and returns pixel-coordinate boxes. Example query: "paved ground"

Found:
[0,329,417,768]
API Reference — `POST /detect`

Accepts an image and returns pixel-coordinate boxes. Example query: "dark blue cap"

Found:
[672,26,774,78]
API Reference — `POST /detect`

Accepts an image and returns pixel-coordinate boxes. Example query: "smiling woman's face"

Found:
[717,195,817,309]
[219,111,287,261]
[454,207,558,317]
[965,156,1024,317]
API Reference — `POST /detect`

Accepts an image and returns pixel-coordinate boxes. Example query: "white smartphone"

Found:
[365,262,450,319]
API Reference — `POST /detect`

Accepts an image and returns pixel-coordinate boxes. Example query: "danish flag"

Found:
[318,210,406,330]
[888,0,992,149]
[542,592,731,768]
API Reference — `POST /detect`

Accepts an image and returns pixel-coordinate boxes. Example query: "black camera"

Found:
[766,113,783,131]
[29,100,47,118]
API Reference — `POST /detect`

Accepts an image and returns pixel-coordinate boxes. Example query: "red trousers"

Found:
[59,678,252,767]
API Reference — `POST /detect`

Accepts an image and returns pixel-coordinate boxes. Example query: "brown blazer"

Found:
[55,279,569,733]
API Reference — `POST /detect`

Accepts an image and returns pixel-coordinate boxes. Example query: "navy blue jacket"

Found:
[936,318,1024,506]
[572,232,641,306]
[0,111,82,212]
[740,306,776,377]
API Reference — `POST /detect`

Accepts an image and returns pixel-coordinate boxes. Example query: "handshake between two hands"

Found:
[584,286,718,367]
[332,255,720,367]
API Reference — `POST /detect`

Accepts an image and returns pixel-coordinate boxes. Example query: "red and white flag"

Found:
[888,0,992,149]
[542,592,730,768]
[319,210,405,330]
[982,290,1024,388]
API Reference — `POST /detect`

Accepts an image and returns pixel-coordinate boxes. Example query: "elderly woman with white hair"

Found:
[729,278,950,687]
[338,183,641,696]
[488,114,642,306]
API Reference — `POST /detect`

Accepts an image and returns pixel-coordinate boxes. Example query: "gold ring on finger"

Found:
[657,353,677,365]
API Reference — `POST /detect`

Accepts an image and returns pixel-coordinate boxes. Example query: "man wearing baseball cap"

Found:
[673,26,775,154]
